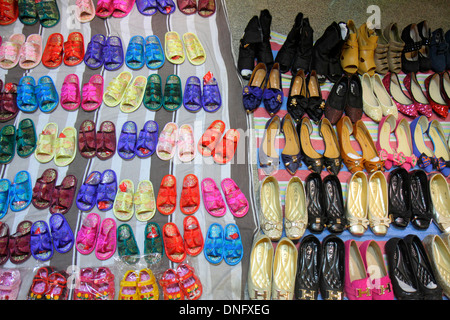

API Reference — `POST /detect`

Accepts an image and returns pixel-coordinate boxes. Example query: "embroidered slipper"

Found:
[183,76,202,112]
[0,34,25,69]
[49,175,77,215]
[138,268,159,300]
[120,75,147,113]
[0,269,21,300]
[165,31,185,64]
[30,220,53,261]
[117,224,140,265]
[81,74,104,111]
[113,179,135,221]
[84,34,106,69]
[201,178,226,217]
[32,168,57,210]
[156,122,178,160]
[9,220,32,264]
[95,218,117,260]
[75,0,95,22]
[36,75,58,112]
[178,124,196,162]
[134,180,156,222]
[103,71,132,107]
[19,34,42,69]
[76,212,100,255]
[92,267,115,300]
[212,129,240,164]
[224,223,243,265]
[0,125,16,164]
[135,120,158,158]
[96,169,117,211]
[0,222,10,265]
[63,32,84,66]
[157,174,177,215]
[157,0,175,14]
[96,0,113,18]
[16,118,37,158]
[118,270,139,300]
[46,271,69,300]
[183,216,203,256]
[176,263,203,300]
[0,0,18,25]
[197,0,215,17]
[76,171,101,211]
[35,0,60,28]
[18,0,37,25]
[35,122,58,163]
[177,0,196,15]
[27,266,55,300]
[125,35,145,70]
[54,126,77,167]
[221,178,249,218]
[163,222,186,263]
[136,0,157,15]
[118,121,137,160]
[144,221,163,265]
[182,32,206,66]
[96,121,116,160]
[78,119,96,158]
[197,120,225,157]
[49,213,74,254]
[73,267,95,300]
[180,174,200,215]
[160,268,183,300]
[0,83,19,123]
[112,0,135,18]
[17,76,38,112]
[60,74,81,111]
[103,36,124,71]
[204,223,224,264]
[143,74,163,111]
[0,180,11,219]
[145,35,164,69]
[163,74,183,111]
[42,33,64,68]
[202,74,222,112]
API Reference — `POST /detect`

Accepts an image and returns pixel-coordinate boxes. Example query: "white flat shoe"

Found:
[247,233,273,300]
[260,176,282,241]
[346,171,369,236]
[284,176,307,240]
[272,237,297,300]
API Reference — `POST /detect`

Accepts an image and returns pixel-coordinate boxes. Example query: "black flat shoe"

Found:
[275,12,303,73]
[324,75,348,125]
[430,28,447,73]
[319,117,342,175]
[295,234,321,300]
[388,167,412,228]
[280,113,302,175]
[237,15,262,79]
[298,117,323,174]
[322,174,346,233]
[345,73,363,123]
[287,69,308,123]
[416,20,432,72]
[305,172,326,233]
[409,169,433,230]
[319,234,345,300]
[401,23,421,74]
[291,17,314,75]
[305,70,325,123]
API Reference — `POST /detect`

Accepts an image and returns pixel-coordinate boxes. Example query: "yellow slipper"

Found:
[182,32,206,66]
[103,71,133,107]
[35,123,58,163]
[165,31,185,64]
[54,126,77,167]
[119,75,147,113]
[134,180,156,222]
[113,179,135,221]
[118,270,140,300]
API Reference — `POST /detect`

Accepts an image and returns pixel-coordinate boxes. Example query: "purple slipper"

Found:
[30,220,53,262]
[96,169,117,211]
[84,34,106,69]
[136,0,158,15]
[156,0,175,14]
[202,77,222,112]
[183,76,202,112]
[76,171,102,211]
[49,213,74,254]
[103,36,124,71]
[135,120,159,158]
[118,121,137,160]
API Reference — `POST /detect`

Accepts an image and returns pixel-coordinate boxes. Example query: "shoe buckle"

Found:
[300,289,316,300]
[253,289,268,300]
[378,283,391,295]
[326,290,343,300]
[356,287,371,298]
[275,290,290,300]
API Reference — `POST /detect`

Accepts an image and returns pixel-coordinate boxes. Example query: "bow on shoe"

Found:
[435,156,450,171]
[35,85,56,105]
[242,85,263,113]
[127,43,143,63]
[82,84,100,104]
[417,153,435,169]
[61,83,78,104]
[379,150,418,167]
[18,86,37,107]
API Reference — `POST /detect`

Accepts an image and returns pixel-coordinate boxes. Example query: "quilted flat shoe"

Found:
[259,176,282,241]
[323,174,346,234]
[388,167,412,228]
[346,171,369,236]
[368,171,390,236]
[295,234,320,300]
[305,172,325,233]
[272,238,297,300]
[247,233,273,300]
[423,234,450,298]
[319,235,345,300]
[284,176,307,240]
[410,169,433,230]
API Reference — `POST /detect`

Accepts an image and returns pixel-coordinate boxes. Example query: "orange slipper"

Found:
[183,216,203,256]
[163,222,186,263]
[197,120,225,157]
[180,174,200,215]
[212,129,240,164]
[156,174,177,215]
[42,33,64,68]
[176,263,203,300]
[63,32,85,66]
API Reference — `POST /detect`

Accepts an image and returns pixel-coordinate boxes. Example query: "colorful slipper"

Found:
[125,35,145,70]
[103,71,132,107]
[157,174,177,215]
[30,220,53,261]
[0,0,18,25]
[0,34,25,69]
[134,180,156,222]
[103,36,124,71]
[136,0,157,15]
[63,32,84,66]
[96,121,116,160]
[197,120,225,157]
[221,178,249,218]
[113,179,135,221]
[95,218,117,260]
[223,223,243,265]
[201,178,226,217]
[84,34,106,69]
[160,268,183,300]
[60,74,81,111]
[0,180,11,219]
[204,223,224,264]
[17,76,38,112]
[75,0,95,22]
[135,120,158,158]
[42,33,64,68]
[0,222,10,265]
[165,31,185,64]
[46,271,69,300]
[138,268,159,300]
[180,174,200,215]
[35,122,58,163]
[96,169,117,211]
[36,76,59,112]
[49,213,74,254]
[0,83,19,122]
[202,75,222,112]
[177,0,196,15]
[163,222,186,263]
[82,74,104,111]
[0,125,16,164]
[156,122,178,160]
[157,0,175,14]
[197,0,215,17]
[18,0,38,25]
[73,267,95,300]
[35,0,60,28]
[76,212,100,255]
[0,269,21,300]
[118,270,139,300]
[49,175,77,215]
[117,224,140,265]
[92,267,115,300]
[178,124,196,162]
[32,168,57,210]
[143,74,163,111]
[9,220,32,264]
[78,119,96,158]
[112,0,135,17]
[118,121,137,160]
[163,74,183,111]
[183,76,202,112]
[54,126,77,167]
[212,129,240,164]
[144,222,163,265]
[120,75,147,113]
[76,171,101,211]
[176,264,203,300]
[27,266,55,300]
[145,35,164,69]
[183,216,203,256]
[96,0,113,18]
[19,34,42,69]
[182,32,206,66]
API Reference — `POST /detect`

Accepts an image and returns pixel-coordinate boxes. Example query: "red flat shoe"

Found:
[0,0,18,25]
[157,174,177,215]
[183,216,203,256]
[441,70,450,105]
[180,174,200,215]
[163,222,186,263]
[425,72,449,118]
[42,33,64,68]
[211,129,240,164]
[63,32,85,66]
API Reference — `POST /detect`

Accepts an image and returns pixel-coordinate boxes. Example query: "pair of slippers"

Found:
[160,263,203,300]
[42,32,85,68]
[177,0,216,17]
[27,267,69,300]
[125,35,165,70]
[0,34,42,70]
[184,74,221,112]
[79,120,116,160]
[113,179,156,222]
[103,71,147,113]
[156,123,196,162]
[118,120,158,159]
[96,0,135,18]
[61,74,103,111]
[0,118,36,164]
[76,170,117,212]
[84,34,124,71]
[204,223,243,265]
[0,171,32,216]
[35,123,77,167]
[18,0,60,27]
[0,220,32,265]
[137,0,175,15]
[156,174,200,216]
[143,74,183,111]
[17,76,58,113]
[165,31,206,66]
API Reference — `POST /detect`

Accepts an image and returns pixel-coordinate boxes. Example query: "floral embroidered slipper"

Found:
[49,213,74,254]
[117,223,140,265]
[202,74,222,112]
[35,122,58,163]
[138,268,159,300]
[183,76,202,112]
[96,0,113,18]
[118,121,137,160]
[17,76,38,112]
[103,71,132,107]
[96,121,116,160]
[96,169,117,211]
[0,269,21,300]
[9,220,32,264]
[113,179,135,221]
[36,76,58,112]
[221,178,249,218]
[204,222,224,264]
[144,221,163,265]
[112,0,135,18]
[197,0,215,17]
[75,0,95,23]
[223,223,243,265]
[136,0,158,15]
[134,180,156,222]
[145,35,164,69]
[157,0,175,14]
[157,174,177,215]
[0,222,10,264]
[35,0,60,28]
[143,74,163,111]
[176,263,203,300]
[178,124,196,162]
[42,33,64,68]
[163,222,186,263]
[182,32,206,66]
[60,74,81,111]
[78,119,96,158]
[0,83,19,123]
[76,212,101,255]
[165,31,185,64]
[76,171,101,211]
[163,74,183,111]
[95,218,117,260]
[160,268,183,300]
[125,35,145,70]
[49,174,77,215]
[0,180,11,219]
[18,0,37,25]
[84,34,106,69]
[156,122,178,160]
[0,0,18,25]
[212,129,240,164]
[30,220,53,261]
[197,120,225,157]
[180,174,200,215]
[104,36,124,71]
[183,216,203,256]
[63,32,84,66]
[177,0,196,15]
[120,75,147,113]
[82,74,104,111]
[10,171,32,212]
[135,120,158,158]
[32,168,57,210]
[0,34,25,69]
[54,126,77,167]
[19,34,42,69]
[201,178,226,217]
[0,125,16,164]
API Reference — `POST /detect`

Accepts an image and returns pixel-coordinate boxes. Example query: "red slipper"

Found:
[211,129,240,164]
[96,121,116,160]
[0,0,18,25]
[183,216,203,256]
[197,120,225,157]
[176,263,203,300]
[0,222,10,265]
[197,0,215,17]
[9,220,32,264]
[49,175,77,215]
[42,33,64,68]
[78,120,96,158]
[163,222,186,263]
[177,0,196,15]
[157,175,177,215]
[63,32,85,66]
[180,174,200,215]
[32,168,58,209]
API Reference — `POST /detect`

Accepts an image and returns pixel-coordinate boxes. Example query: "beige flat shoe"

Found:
[346,171,369,236]
[368,171,390,236]
[423,234,450,298]
[260,176,282,241]
[429,173,450,233]
[272,237,297,300]
[361,73,382,122]
[247,233,273,300]
[371,73,398,118]
[284,177,307,240]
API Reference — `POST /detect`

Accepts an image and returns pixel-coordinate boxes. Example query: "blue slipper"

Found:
[10,171,32,212]
[202,76,222,112]
[135,120,159,158]
[30,220,54,261]
[126,35,145,70]
[118,121,137,160]
[224,223,243,265]
[96,169,117,211]
[145,35,165,69]
[183,76,202,112]
[49,213,74,254]
[36,76,59,113]
[0,179,11,219]
[76,171,102,211]
[204,223,224,264]
[17,76,38,113]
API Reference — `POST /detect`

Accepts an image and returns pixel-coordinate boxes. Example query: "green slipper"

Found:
[143,74,163,111]
[0,125,16,164]
[16,118,37,158]
[144,222,163,265]
[18,0,38,25]
[117,224,140,265]
[35,0,60,28]
[163,74,182,111]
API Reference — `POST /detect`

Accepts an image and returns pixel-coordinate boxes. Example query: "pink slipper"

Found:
[96,0,114,18]
[61,74,81,111]
[76,212,101,255]
[95,218,117,260]
[82,74,104,111]
[112,0,136,18]
[0,34,25,69]
[221,178,249,218]
[0,269,21,300]
[201,178,226,217]
[19,34,42,69]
